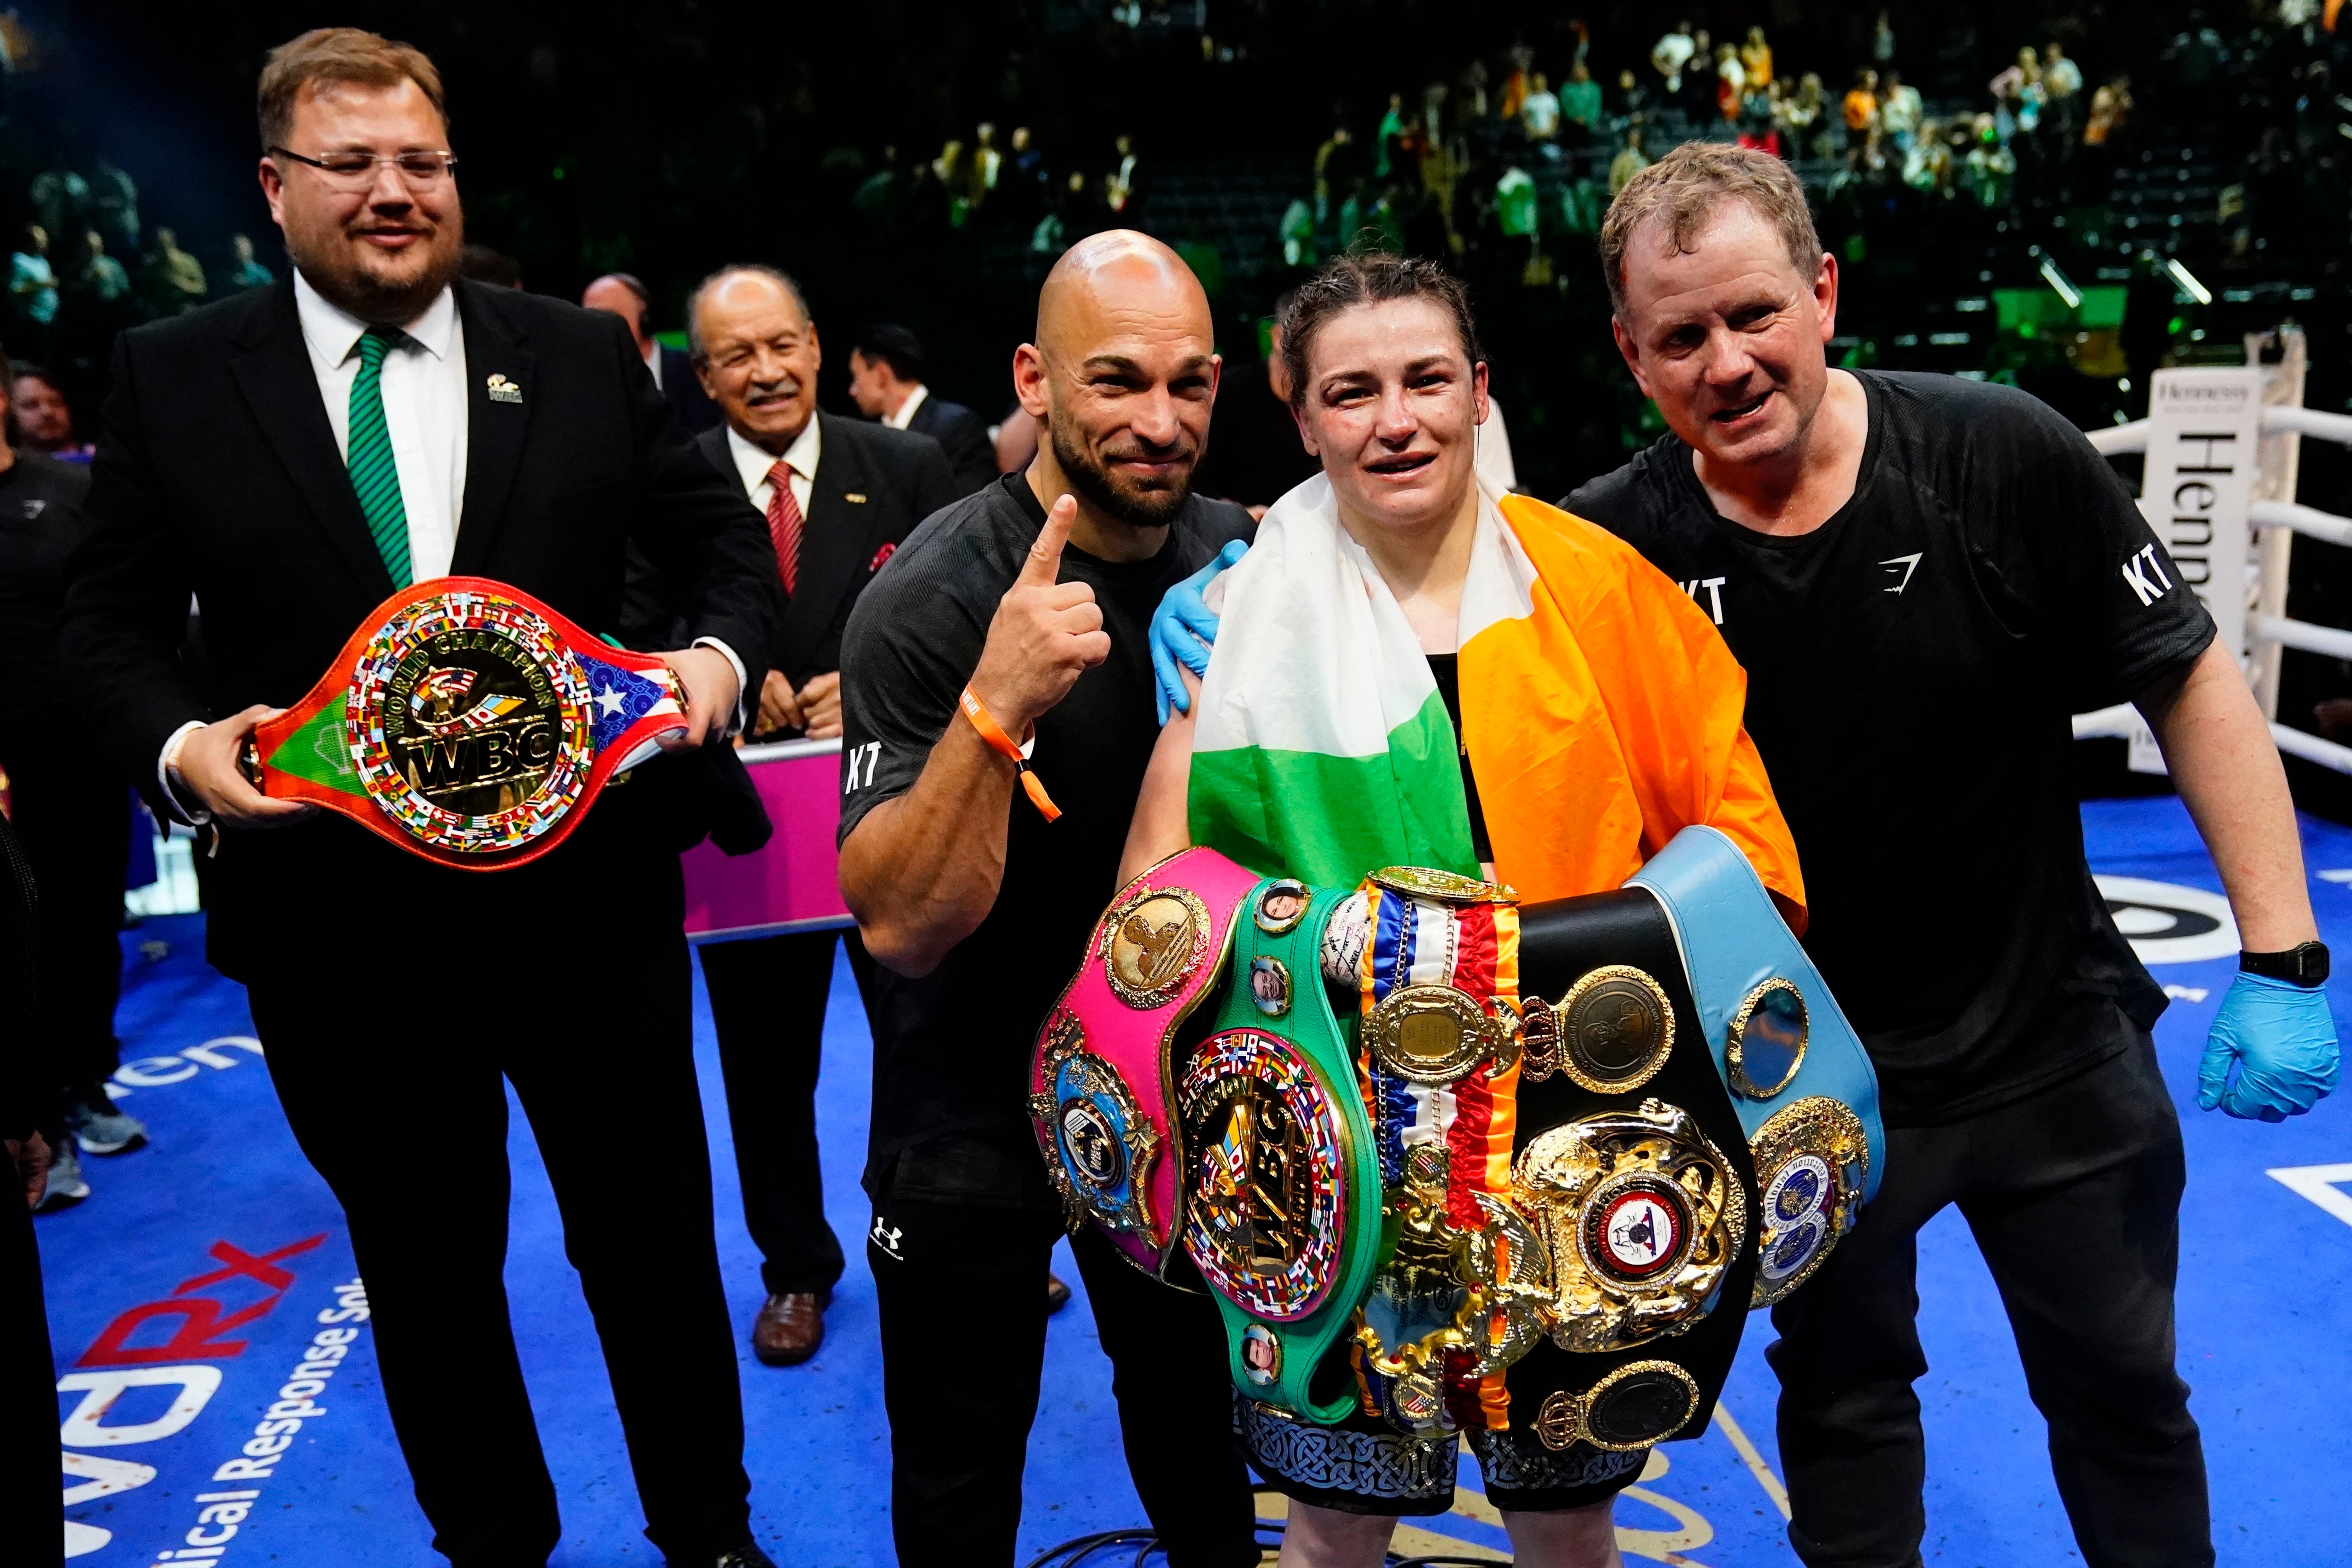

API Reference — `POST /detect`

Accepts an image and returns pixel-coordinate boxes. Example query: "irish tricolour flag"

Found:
[1186,473,1806,913]
[1186,473,1533,890]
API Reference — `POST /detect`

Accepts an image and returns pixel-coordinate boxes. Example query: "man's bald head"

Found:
[1035,229,1211,354]
[1014,230,1220,531]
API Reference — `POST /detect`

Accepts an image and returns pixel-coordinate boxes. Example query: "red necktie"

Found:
[766,460,803,595]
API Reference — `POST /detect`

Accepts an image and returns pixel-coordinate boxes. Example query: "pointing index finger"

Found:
[1019,494,1078,588]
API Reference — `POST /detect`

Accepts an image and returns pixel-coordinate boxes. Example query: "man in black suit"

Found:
[57,30,778,1568]
[846,323,997,496]
[676,266,956,1366]
[0,807,58,1568]
[584,271,721,435]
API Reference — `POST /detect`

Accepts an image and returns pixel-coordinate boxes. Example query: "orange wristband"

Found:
[959,685,1062,823]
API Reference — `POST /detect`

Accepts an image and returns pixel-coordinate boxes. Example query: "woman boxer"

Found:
[1120,254,1805,1568]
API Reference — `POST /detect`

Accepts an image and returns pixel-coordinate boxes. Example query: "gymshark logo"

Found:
[869,1215,904,1261]
[1880,553,1923,594]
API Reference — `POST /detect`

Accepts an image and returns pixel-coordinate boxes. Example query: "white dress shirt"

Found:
[881,383,928,432]
[644,343,663,389]
[293,270,468,581]
[726,417,821,515]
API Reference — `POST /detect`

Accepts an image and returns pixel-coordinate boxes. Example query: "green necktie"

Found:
[347,328,413,587]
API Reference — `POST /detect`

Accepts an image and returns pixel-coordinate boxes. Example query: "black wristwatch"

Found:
[2241,941,2330,987]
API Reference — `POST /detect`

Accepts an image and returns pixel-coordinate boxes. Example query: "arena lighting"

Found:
[2164,256,2214,305]
[2037,257,2082,309]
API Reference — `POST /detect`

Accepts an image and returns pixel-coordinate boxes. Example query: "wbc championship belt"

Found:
[1028,847,1263,1278]
[1177,879,1385,1425]
[243,577,689,871]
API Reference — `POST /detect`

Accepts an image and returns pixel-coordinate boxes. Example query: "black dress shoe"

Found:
[1046,1271,1072,1315]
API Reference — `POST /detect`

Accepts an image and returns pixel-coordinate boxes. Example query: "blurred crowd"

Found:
[5,155,283,454]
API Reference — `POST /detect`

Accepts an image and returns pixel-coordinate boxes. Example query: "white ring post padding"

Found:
[2083,400,2352,460]
[2087,420,2150,456]
[2250,499,2352,548]
[2252,614,2352,663]
[2270,722,2352,777]
[2261,405,2352,445]
[2079,365,2352,777]
[2071,704,2142,739]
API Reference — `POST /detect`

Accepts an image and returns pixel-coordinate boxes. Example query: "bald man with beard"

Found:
[836,232,1259,1567]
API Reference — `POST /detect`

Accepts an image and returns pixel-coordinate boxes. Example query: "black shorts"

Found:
[1239,1395,1646,1518]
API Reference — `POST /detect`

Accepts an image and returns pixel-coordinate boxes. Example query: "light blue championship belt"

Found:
[1626,826,1885,1307]
[1174,879,1387,1424]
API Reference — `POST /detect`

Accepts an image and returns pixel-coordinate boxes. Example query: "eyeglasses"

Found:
[268,148,458,187]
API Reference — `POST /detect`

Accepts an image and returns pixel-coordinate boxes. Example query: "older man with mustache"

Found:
[663,263,959,1368]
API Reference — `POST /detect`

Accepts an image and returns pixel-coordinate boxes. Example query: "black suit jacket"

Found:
[902,392,997,498]
[59,276,778,977]
[679,410,958,703]
[658,343,721,434]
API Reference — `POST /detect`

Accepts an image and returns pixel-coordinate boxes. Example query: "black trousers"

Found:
[1767,1035,2209,1568]
[697,928,874,1297]
[7,763,129,1092]
[869,1198,1260,1568]
[244,851,749,1568]
[0,1185,56,1568]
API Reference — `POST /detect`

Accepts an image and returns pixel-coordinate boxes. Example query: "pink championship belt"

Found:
[681,738,854,940]
[246,577,687,871]
[1029,846,1263,1278]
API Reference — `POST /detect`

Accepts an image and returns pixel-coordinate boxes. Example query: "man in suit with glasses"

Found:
[60,28,778,1568]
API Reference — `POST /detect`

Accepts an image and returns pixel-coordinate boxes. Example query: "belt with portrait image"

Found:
[239,576,689,871]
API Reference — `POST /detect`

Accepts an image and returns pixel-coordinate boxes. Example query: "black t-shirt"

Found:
[838,473,1255,1204]
[1424,653,1492,863]
[0,452,92,743]
[1565,371,2214,1125]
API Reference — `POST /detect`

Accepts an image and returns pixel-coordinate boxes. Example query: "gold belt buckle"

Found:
[1512,1099,1745,1354]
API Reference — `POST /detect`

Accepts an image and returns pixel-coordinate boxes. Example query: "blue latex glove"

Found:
[2197,972,2340,1121]
[1150,539,1249,724]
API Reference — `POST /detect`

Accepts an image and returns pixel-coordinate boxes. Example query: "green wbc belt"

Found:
[1176,879,1384,1425]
